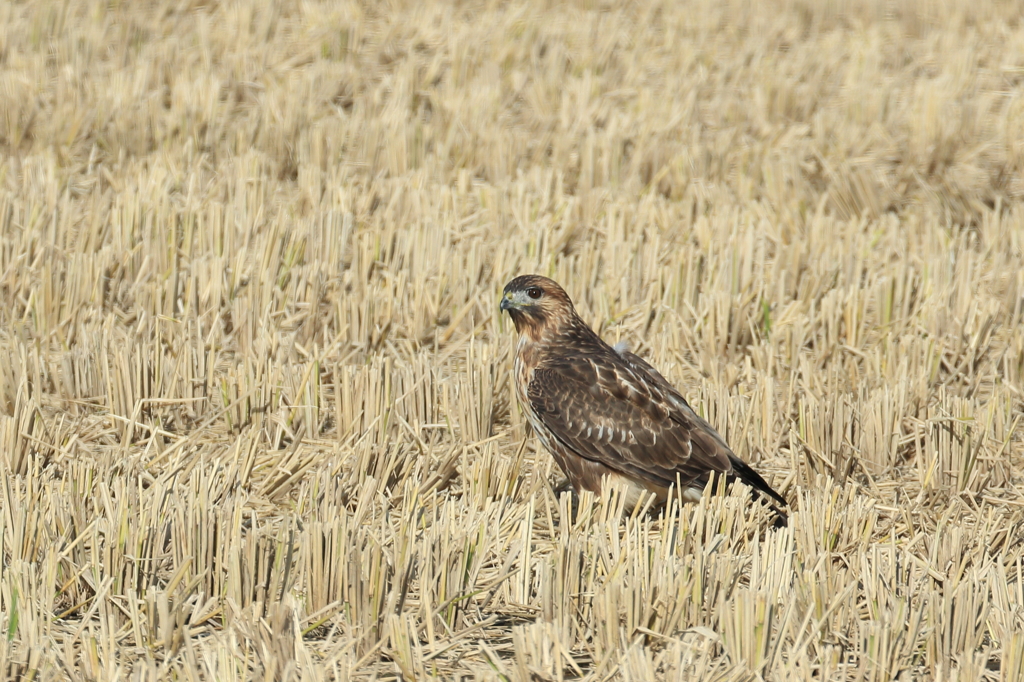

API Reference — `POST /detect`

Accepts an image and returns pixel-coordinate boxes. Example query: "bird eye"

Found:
[526,287,542,299]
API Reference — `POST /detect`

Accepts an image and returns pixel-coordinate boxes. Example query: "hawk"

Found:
[500,274,788,525]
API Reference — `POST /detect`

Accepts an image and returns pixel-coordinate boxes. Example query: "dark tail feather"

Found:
[727,456,789,527]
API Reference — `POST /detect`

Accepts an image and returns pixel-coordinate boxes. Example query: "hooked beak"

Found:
[499,295,514,312]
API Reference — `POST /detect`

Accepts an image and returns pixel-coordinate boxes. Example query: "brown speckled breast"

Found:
[515,334,611,496]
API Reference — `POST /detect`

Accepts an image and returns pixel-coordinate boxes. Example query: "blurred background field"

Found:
[1,0,1024,678]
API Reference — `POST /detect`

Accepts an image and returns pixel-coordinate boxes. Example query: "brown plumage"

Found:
[500,274,788,525]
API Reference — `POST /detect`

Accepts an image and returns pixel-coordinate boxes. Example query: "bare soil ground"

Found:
[1,0,1023,679]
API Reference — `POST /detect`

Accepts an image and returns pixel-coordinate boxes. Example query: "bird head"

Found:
[500,275,576,336]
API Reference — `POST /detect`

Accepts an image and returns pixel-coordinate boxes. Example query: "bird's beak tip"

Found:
[499,297,512,312]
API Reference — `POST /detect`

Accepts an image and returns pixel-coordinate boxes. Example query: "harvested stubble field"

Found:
[2,0,1024,679]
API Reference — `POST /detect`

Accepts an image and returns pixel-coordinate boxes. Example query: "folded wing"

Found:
[526,352,734,491]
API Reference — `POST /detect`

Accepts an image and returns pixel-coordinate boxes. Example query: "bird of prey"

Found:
[500,274,788,525]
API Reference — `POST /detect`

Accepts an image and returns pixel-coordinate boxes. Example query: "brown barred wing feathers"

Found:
[525,352,735,494]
